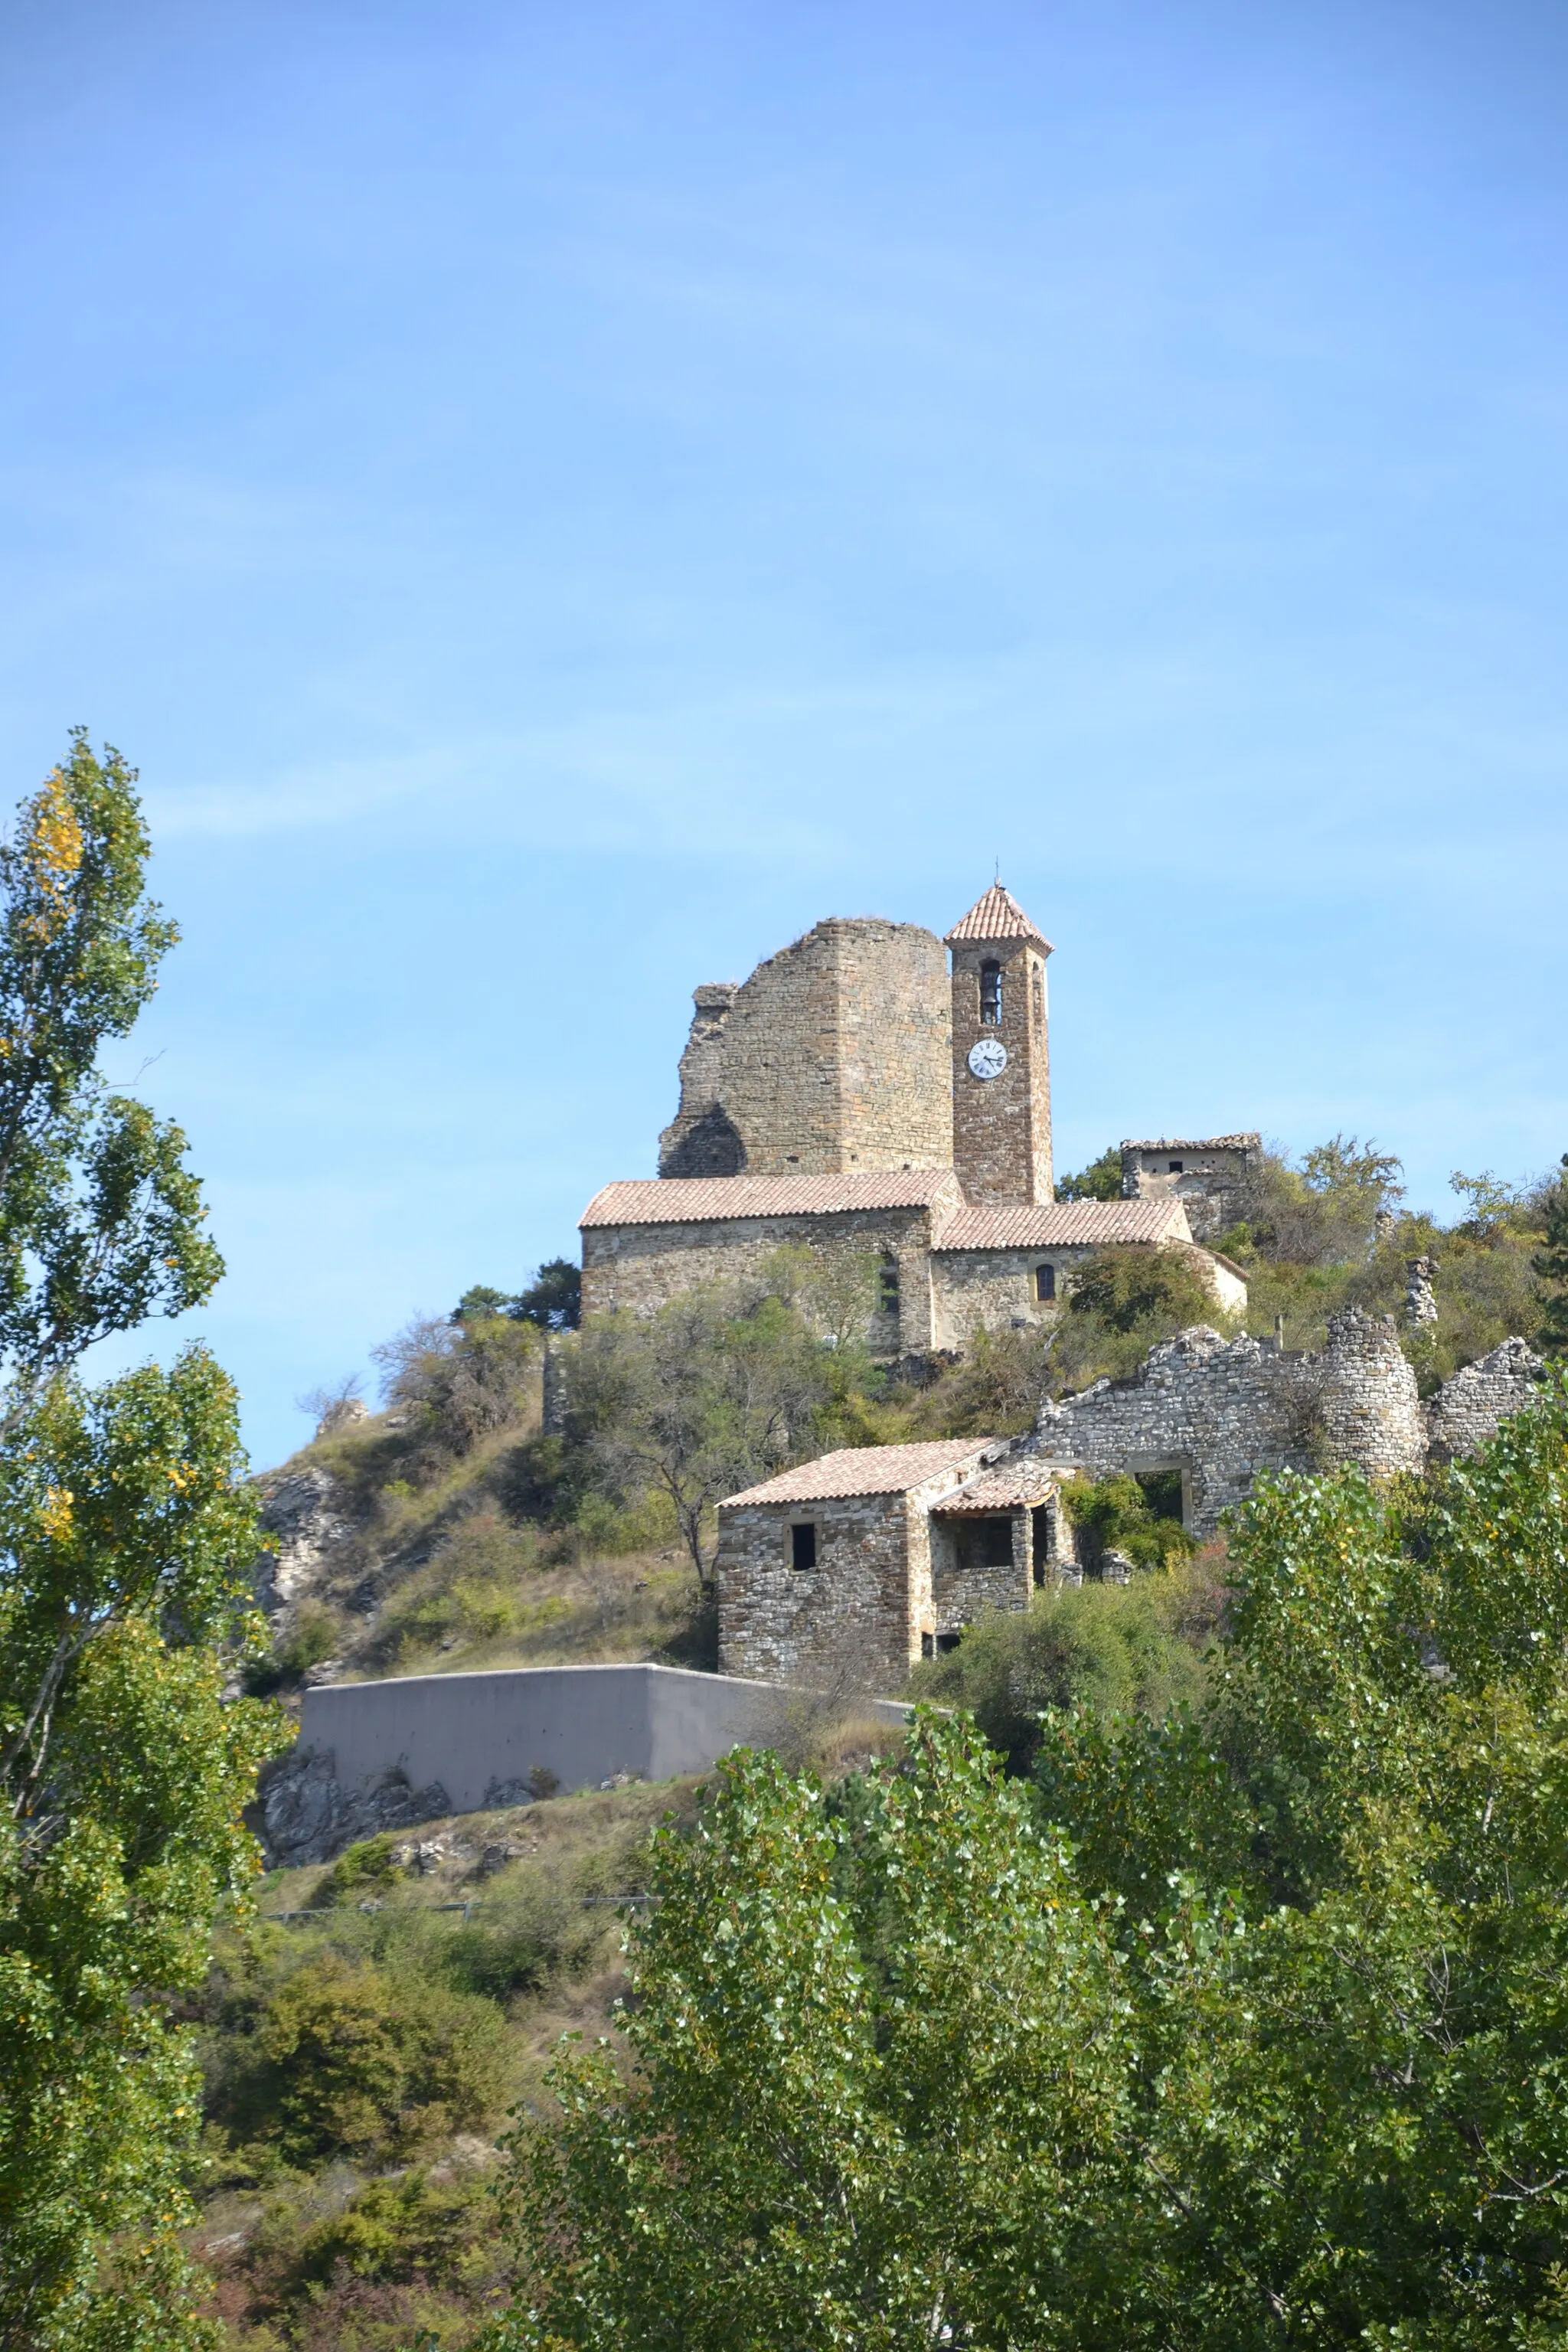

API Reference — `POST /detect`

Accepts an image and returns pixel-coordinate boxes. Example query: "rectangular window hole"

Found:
[790,1522,818,1571]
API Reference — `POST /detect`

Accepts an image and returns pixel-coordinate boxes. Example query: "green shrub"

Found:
[317,1833,403,1906]
[1061,1469,1199,1571]
[907,1560,1220,1774]
[213,1951,512,2164]
[286,2166,500,2292]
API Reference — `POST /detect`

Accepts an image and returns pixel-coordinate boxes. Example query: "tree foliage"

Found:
[556,1269,860,1587]
[1054,1144,1124,1202]
[0,740,286,2350]
[496,1379,1568,2348]
[1533,1153,1568,1354]
[0,736,220,1413]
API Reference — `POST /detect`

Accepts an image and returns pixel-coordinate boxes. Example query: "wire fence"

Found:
[261,1893,658,1924]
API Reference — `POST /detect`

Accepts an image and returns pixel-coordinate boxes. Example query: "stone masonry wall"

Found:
[929,1511,1032,1631]
[717,1491,918,1684]
[716,1455,984,1681]
[929,1246,1092,1349]
[1425,1338,1546,1464]
[950,937,1052,1204]
[659,919,952,1179]
[1034,1311,1544,1539]
[1120,1136,1262,1242]
[1034,1311,1425,1537]
[659,985,743,1175]
[581,1204,939,1355]
[929,1242,1245,1351]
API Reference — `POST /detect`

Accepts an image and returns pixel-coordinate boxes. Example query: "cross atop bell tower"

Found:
[944,884,1054,1205]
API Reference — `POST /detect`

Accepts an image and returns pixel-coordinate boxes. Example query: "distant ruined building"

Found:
[580,885,1246,1357]
[568,885,1547,1681]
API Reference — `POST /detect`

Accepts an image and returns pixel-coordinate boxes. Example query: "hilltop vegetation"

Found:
[250,1137,1568,1706]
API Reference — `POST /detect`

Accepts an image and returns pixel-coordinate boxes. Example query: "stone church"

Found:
[578,884,1247,1356]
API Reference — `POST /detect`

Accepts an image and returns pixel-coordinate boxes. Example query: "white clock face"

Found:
[968,1037,1008,1081]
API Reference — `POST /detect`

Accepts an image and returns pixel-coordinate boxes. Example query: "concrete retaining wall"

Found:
[260,1664,911,1865]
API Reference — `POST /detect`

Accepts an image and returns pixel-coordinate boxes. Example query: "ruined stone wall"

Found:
[949,937,1053,1204]
[1315,1312,1426,1481]
[1425,1338,1546,1463]
[580,1204,938,1354]
[658,919,952,1179]
[659,984,743,1175]
[1034,1310,1544,1540]
[929,1511,1032,1631]
[1120,1135,1262,1241]
[1034,1311,1425,1538]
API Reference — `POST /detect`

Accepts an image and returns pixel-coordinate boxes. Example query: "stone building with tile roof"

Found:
[714,1438,1068,1681]
[580,884,1247,1350]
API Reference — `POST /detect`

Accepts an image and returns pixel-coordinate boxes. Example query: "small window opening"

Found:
[1135,1470,1187,1527]
[790,1522,818,1571]
[878,1254,900,1315]
[1032,966,1044,1027]
[1034,1263,1056,1302]
[958,1517,1015,1570]
[921,1631,935,1659]
[1168,1158,1184,1173]
[935,1631,962,1655]
[979,959,1002,1025]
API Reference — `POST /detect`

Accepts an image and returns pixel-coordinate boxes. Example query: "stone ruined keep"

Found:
[657,886,1057,1200]
[658,917,954,1180]
[587,883,1248,1351]
[1032,1313,1547,1539]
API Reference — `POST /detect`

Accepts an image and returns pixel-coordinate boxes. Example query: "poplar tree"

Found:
[0,736,286,2350]
[1534,1152,1568,1354]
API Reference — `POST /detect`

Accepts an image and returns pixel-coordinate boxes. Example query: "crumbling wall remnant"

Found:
[1034,1312,1544,1539]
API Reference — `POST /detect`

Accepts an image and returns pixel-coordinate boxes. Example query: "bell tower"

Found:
[945,884,1054,1205]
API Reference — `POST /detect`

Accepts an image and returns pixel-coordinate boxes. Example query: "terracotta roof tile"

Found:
[933,1199,1189,1250]
[933,1463,1060,1513]
[721,1440,995,1508]
[581,1170,962,1229]
[944,884,1051,949]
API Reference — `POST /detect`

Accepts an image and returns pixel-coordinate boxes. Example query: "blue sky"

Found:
[2,0,1566,1468]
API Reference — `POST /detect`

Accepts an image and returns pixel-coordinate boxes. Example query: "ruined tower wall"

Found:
[949,939,1053,1204]
[658,919,952,1180]
[1034,1311,1425,1538]
[1033,1312,1542,1541]
[1425,1338,1546,1463]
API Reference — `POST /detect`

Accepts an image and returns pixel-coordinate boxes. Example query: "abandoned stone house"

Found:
[716,1439,1065,1684]
[714,1321,1549,1679]
[580,884,1249,1351]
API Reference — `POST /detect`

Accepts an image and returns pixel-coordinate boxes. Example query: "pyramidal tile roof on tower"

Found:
[943,883,1052,949]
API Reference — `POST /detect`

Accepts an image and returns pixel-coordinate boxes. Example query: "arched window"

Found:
[878,1253,900,1315]
[979,959,1002,1025]
[1034,1263,1056,1302]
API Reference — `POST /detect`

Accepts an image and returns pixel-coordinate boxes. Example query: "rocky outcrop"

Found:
[253,1743,454,1868]
[252,1465,353,1624]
